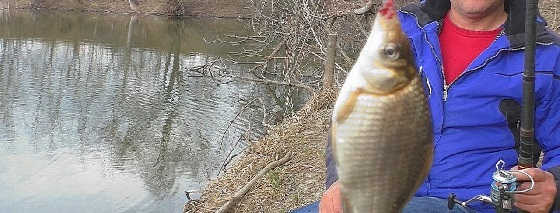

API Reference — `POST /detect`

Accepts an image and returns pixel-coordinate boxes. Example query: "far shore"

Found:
[0,0,250,18]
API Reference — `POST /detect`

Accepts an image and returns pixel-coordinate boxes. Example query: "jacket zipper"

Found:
[443,31,506,100]
[425,42,448,101]
[423,24,447,102]
[439,35,554,102]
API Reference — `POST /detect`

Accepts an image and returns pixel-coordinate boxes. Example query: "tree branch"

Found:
[236,76,315,94]
[353,0,376,15]
[216,153,292,213]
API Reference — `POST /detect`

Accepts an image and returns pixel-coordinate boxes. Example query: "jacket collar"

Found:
[401,0,559,48]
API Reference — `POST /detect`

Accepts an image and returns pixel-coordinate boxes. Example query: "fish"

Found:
[330,0,433,212]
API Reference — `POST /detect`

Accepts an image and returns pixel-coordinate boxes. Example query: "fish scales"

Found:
[331,0,433,212]
[334,77,432,212]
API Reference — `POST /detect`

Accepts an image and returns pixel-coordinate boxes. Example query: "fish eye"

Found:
[382,43,400,60]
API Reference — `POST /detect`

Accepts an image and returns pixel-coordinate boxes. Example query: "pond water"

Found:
[0,10,307,213]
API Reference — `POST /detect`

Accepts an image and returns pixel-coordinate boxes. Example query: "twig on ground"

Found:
[218,97,258,147]
[216,152,292,213]
[225,34,267,43]
[237,76,314,94]
[265,41,286,59]
[218,135,244,174]
[353,0,376,15]
[217,98,259,176]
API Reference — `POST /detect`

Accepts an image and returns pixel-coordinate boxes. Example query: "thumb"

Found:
[320,181,343,213]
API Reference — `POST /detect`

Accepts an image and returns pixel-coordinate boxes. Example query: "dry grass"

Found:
[184,88,337,212]
[541,0,560,33]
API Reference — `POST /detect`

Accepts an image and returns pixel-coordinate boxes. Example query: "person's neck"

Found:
[448,7,507,31]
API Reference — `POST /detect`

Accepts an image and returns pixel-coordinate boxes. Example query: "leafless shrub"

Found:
[232,0,416,91]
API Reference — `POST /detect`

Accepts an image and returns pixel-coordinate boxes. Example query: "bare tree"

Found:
[30,0,42,9]
[5,0,16,9]
[229,0,415,91]
[129,0,140,13]
[235,0,373,90]
[166,0,184,16]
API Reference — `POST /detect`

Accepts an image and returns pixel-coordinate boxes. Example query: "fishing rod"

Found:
[518,0,538,172]
[448,0,539,212]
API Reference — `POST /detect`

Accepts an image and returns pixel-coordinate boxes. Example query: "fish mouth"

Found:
[350,0,415,95]
[379,0,396,19]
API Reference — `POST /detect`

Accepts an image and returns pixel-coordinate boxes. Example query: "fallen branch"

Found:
[217,97,259,176]
[309,50,348,74]
[325,0,377,19]
[236,76,315,94]
[337,42,354,66]
[225,35,267,43]
[218,98,258,148]
[234,61,266,65]
[265,41,286,59]
[353,0,376,15]
[216,153,292,213]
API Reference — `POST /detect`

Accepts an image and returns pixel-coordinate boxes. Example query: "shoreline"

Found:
[0,0,251,19]
[0,7,251,20]
[184,88,336,212]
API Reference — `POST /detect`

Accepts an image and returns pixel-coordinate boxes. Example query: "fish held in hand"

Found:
[331,0,433,212]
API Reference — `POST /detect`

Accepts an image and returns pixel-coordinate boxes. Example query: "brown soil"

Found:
[541,0,560,32]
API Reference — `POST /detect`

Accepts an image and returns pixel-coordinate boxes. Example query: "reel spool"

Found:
[448,160,534,212]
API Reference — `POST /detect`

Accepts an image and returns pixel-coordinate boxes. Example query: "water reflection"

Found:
[0,11,306,213]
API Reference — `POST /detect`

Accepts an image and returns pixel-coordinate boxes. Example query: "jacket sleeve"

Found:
[548,167,560,211]
[538,56,560,211]
[538,61,560,171]
[325,126,338,189]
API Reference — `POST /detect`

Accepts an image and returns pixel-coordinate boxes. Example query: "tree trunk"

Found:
[323,34,337,90]
[7,0,15,9]
[166,0,183,16]
[128,0,140,12]
[30,0,41,9]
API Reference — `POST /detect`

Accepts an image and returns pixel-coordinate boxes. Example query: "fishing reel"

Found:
[448,160,535,213]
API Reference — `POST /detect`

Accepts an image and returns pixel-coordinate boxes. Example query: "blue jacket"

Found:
[326,1,560,212]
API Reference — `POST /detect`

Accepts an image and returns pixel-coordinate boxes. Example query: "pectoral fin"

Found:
[335,88,362,124]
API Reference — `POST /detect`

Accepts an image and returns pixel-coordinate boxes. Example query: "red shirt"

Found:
[439,14,502,85]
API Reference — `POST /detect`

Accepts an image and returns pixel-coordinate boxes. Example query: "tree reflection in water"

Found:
[0,9,314,212]
[0,10,310,212]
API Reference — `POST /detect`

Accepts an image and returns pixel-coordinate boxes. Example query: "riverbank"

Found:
[0,0,249,18]
[183,1,560,212]
[184,88,336,212]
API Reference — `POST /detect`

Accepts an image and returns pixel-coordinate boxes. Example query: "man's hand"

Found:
[512,167,557,213]
[319,181,343,213]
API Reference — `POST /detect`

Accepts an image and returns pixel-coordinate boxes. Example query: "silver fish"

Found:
[331,0,433,212]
